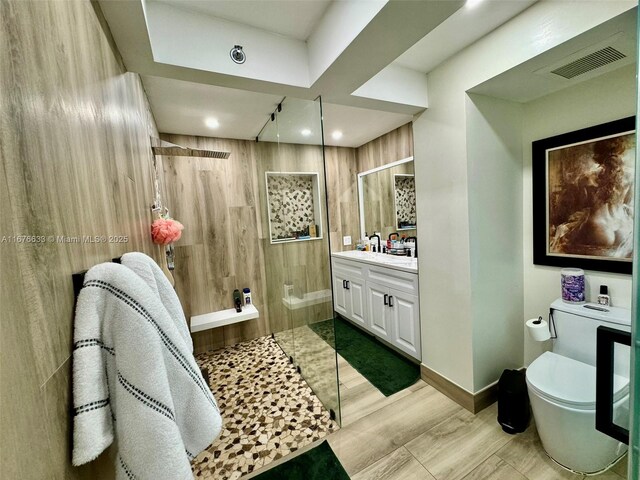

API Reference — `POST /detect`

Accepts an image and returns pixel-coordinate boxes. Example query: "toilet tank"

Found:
[550,299,631,378]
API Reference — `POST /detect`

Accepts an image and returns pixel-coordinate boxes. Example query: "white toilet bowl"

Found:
[526,351,629,474]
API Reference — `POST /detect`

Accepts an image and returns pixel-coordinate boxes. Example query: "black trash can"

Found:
[497,369,530,434]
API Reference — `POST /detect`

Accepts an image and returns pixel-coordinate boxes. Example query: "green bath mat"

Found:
[310,316,420,396]
[253,441,349,480]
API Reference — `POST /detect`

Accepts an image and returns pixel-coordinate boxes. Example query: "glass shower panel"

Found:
[257,110,296,361]
[258,97,340,422]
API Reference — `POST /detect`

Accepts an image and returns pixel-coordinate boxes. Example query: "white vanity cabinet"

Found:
[332,259,368,330]
[331,252,421,361]
[366,281,392,340]
[387,288,420,359]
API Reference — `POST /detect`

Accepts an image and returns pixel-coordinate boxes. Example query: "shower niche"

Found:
[266,172,323,243]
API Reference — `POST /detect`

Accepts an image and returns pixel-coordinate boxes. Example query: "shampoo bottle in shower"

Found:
[233,289,242,312]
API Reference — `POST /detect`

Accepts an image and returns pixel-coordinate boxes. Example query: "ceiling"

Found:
[142,75,412,147]
[321,103,412,147]
[469,8,637,103]
[99,0,466,112]
[156,0,332,41]
[394,0,537,73]
[103,0,616,147]
[141,75,283,141]
[260,99,413,147]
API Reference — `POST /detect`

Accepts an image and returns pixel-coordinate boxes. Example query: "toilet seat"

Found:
[526,351,629,409]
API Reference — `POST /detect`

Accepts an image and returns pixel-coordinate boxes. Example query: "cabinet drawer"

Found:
[367,265,418,295]
[332,258,367,280]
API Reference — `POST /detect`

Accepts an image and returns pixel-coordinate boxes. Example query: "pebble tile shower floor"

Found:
[191,336,338,480]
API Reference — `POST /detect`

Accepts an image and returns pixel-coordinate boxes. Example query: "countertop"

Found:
[331,250,418,274]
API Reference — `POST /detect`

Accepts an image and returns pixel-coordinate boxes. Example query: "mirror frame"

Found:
[357,156,414,240]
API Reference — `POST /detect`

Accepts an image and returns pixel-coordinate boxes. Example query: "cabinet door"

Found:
[367,282,391,340]
[389,288,421,360]
[347,277,368,329]
[332,272,349,318]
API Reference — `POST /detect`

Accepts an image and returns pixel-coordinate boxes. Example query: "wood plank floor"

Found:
[250,355,629,480]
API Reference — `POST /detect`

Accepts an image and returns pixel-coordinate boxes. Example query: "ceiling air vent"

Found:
[550,46,626,79]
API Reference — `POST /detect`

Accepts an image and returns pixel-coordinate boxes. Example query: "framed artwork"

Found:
[532,116,636,274]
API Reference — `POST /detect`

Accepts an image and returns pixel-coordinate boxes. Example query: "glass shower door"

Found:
[258,108,296,361]
[258,96,341,423]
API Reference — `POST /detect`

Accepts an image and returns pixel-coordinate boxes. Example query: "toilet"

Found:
[526,299,630,475]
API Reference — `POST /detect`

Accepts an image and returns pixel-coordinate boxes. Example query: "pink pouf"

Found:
[151,218,184,245]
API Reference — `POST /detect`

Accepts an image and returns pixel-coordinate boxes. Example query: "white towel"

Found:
[120,252,193,352]
[72,263,221,479]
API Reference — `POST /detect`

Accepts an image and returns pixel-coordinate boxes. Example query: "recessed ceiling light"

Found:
[205,118,220,129]
[301,128,311,136]
[465,0,483,8]
[332,130,343,140]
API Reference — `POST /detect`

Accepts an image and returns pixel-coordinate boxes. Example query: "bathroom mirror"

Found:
[358,156,416,240]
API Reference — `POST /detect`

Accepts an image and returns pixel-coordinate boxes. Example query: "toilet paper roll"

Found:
[526,317,551,342]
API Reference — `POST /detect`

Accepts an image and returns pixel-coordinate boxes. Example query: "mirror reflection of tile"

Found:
[394,175,416,229]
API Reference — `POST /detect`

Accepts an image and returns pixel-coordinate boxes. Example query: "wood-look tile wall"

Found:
[158,134,270,353]
[159,134,336,353]
[328,123,415,250]
[326,145,361,252]
[1,1,165,478]
[256,142,334,338]
[356,123,414,172]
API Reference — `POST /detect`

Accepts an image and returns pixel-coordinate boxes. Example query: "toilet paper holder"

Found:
[547,310,558,339]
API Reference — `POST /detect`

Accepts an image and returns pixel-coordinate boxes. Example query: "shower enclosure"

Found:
[257,97,341,423]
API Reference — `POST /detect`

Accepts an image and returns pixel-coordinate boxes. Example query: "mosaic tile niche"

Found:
[266,173,322,242]
[394,175,416,228]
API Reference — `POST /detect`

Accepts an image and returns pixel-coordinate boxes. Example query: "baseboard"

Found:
[420,364,498,414]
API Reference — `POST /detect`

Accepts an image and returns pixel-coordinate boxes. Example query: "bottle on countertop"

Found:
[243,287,252,305]
[597,285,610,306]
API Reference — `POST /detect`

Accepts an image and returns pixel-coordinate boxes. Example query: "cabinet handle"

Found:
[342,280,346,289]
[389,296,394,307]
[384,294,388,305]
[346,281,350,290]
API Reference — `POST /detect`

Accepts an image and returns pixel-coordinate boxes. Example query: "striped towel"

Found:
[72,262,221,479]
[121,252,193,353]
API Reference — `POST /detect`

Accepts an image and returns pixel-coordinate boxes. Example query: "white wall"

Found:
[522,64,636,365]
[466,94,525,391]
[352,63,429,109]
[414,63,474,391]
[307,0,386,83]
[145,1,310,87]
[414,0,635,393]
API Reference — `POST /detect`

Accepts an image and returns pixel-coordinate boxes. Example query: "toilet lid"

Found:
[526,351,629,407]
